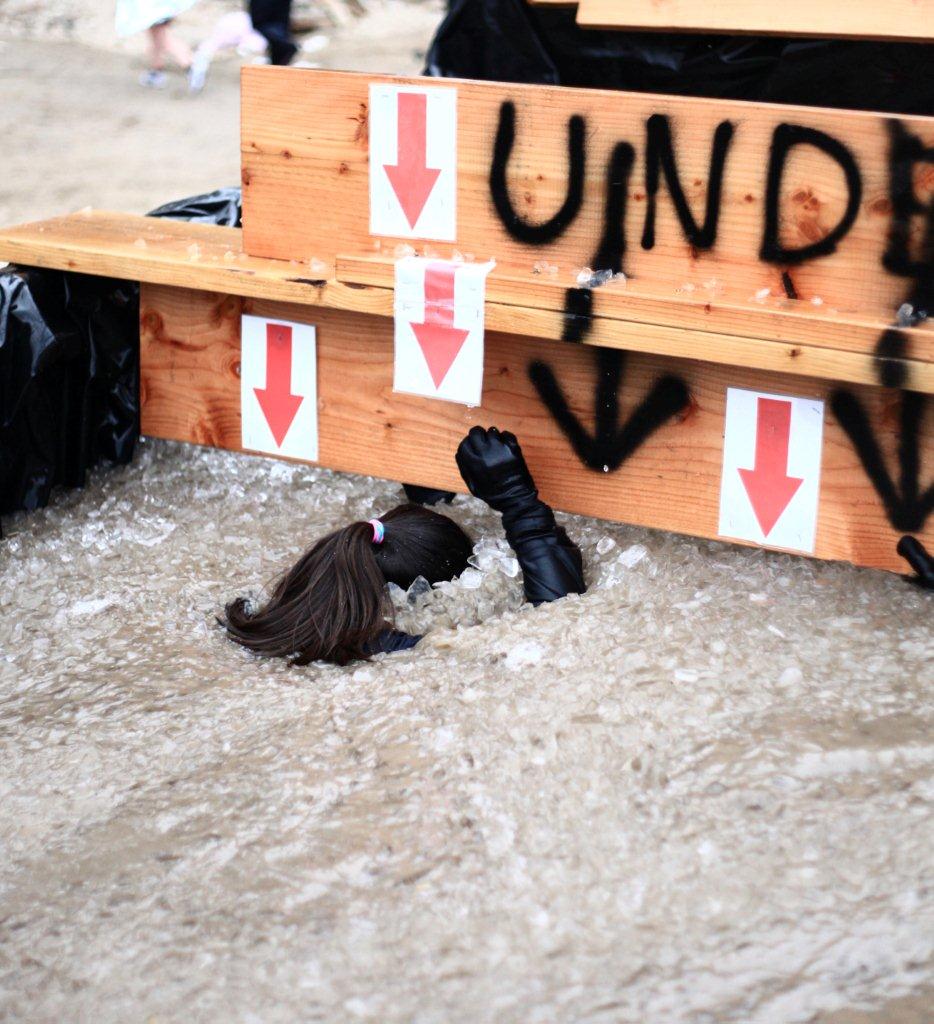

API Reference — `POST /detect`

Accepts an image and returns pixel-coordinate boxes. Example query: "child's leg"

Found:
[161,22,193,70]
[140,23,169,87]
[147,23,167,70]
[189,10,256,91]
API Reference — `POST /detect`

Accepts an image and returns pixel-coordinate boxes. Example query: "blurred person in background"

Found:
[249,0,297,66]
[187,8,268,92]
[115,0,199,88]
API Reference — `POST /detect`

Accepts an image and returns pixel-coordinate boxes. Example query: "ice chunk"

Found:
[469,536,519,577]
[406,576,432,604]
[897,302,915,327]
[617,544,648,569]
[573,267,620,288]
[505,640,544,670]
[70,596,118,617]
[458,568,484,591]
[779,665,803,686]
[596,536,616,556]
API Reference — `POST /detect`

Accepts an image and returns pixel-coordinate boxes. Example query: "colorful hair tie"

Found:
[368,518,385,544]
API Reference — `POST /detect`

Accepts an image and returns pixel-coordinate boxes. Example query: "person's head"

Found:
[224,503,473,665]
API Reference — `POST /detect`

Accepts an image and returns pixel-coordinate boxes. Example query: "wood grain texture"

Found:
[336,255,934,391]
[241,68,934,323]
[4,212,930,391]
[140,283,934,573]
[0,212,369,310]
[574,0,934,42]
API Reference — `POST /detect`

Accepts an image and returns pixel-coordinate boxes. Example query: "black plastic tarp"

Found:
[425,0,934,114]
[0,188,243,524]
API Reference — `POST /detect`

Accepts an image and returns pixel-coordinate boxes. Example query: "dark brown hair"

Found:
[224,503,473,665]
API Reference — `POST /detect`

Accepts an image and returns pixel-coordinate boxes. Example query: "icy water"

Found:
[0,439,931,1023]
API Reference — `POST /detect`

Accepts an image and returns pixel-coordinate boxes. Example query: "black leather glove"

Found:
[455,425,537,514]
[456,426,586,604]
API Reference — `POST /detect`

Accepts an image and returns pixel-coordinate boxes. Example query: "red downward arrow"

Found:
[254,323,304,447]
[411,263,470,389]
[383,92,442,230]
[738,397,804,536]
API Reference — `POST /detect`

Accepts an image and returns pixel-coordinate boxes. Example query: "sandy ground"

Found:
[0,0,443,226]
[1,3,933,1023]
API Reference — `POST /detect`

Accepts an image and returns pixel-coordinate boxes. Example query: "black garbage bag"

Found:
[0,269,139,520]
[0,188,243,526]
[425,0,934,114]
[147,187,242,228]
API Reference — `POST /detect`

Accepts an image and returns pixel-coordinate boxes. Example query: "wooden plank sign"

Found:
[137,283,933,573]
[237,67,933,571]
[241,68,934,332]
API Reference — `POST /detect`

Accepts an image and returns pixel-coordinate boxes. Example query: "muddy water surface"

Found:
[0,440,931,1023]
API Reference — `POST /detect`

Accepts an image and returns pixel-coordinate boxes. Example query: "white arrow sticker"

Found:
[369,84,457,240]
[393,257,493,406]
[241,314,318,462]
[719,387,824,552]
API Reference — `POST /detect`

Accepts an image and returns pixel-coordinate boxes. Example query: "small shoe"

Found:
[301,34,329,55]
[139,69,167,89]
[188,54,210,93]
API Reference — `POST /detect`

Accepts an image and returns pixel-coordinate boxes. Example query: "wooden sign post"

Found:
[0,67,931,572]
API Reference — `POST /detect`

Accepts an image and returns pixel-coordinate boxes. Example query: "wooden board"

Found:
[140,283,934,573]
[4,212,931,392]
[335,255,934,391]
[0,212,393,312]
[241,68,934,327]
[573,0,934,42]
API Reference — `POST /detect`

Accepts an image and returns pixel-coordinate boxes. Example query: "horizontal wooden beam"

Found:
[527,0,934,42]
[0,212,343,307]
[2,212,931,391]
[572,0,934,42]
[140,283,934,573]
[336,255,934,391]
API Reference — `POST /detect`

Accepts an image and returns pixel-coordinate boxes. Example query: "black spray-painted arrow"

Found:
[897,536,934,588]
[830,120,933,536]
[529,348,689,472]
[831,388,933,533]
